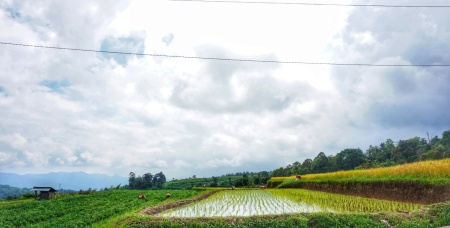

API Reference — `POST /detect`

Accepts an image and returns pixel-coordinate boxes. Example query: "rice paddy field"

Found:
[116,189,450,227]
[271,158,450,184]
[157,189,420,218]
[158,190,325,217]
[1,188,449,227]
[266,159,450,204]
[2,159,450,227]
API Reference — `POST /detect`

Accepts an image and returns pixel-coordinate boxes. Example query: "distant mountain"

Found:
[0,172,127,190]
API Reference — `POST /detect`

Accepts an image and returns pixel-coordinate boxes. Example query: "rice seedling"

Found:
[157,189,421,218]
[268,189,421,213]
[157,190,328,217]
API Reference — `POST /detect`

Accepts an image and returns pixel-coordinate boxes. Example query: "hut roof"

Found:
[31,187,57,192]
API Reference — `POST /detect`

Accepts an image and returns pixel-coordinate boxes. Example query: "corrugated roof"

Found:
[31,187,57,192]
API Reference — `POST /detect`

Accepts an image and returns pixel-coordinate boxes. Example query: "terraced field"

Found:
[157,189,420,217]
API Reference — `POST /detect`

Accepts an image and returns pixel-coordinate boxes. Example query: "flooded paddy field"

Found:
[157,189,421,218]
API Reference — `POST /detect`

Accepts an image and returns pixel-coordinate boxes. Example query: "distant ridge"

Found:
[0,172,127,190]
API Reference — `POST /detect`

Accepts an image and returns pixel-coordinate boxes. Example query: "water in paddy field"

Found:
[157,189,421,218]
[157,190,331,217]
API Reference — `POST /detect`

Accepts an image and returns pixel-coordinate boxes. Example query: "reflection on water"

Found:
[269,189,420,213]
[158,190,330,217]
[157,189,420,218]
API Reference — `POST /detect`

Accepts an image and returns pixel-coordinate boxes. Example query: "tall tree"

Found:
[242,174,250,186]
[311,152,329,173]
[142,173,153,189]
[271,167,288,177]
[336,148,365,170]
[210,176,218,187]
[301,158,313,174]
[152,172,166,189]
[440,130,450,152]
[290,161,302,175]
[327,155,338,172]
[128,172,136,189]
[393,137,427,163]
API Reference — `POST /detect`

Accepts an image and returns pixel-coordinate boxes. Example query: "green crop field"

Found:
[0,189,203,228]
[113,189,450,227]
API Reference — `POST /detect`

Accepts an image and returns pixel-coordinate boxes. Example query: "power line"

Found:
[170,0,450,8]
[1,41,449,67]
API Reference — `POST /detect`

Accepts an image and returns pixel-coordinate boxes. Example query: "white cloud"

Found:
[0,0,449,180]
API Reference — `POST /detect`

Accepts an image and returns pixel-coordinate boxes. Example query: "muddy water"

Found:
[157,190,331,217]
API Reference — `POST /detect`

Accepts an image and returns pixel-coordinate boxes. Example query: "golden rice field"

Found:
[272,158,450,183]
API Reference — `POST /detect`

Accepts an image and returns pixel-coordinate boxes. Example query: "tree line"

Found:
[271,130,450,177]
[127,172,166,189]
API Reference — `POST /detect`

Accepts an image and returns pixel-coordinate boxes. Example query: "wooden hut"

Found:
[31,187,57,200]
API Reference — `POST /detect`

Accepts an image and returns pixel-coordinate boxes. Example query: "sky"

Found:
[0,0,449,179]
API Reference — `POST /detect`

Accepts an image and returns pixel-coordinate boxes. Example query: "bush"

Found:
[21,193,36,199]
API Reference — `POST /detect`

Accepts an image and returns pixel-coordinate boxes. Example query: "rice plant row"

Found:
[274,158,450,184]
[268,189,421,213]
[157,190,329,217]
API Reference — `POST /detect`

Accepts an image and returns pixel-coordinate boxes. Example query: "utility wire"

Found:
[1,41,449,67]
[170,0,450,8]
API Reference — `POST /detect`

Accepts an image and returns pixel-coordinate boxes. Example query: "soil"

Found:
[297,181,450,204]
[140,190,220,215]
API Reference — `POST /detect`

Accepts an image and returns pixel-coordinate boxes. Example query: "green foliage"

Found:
[440,130,450,151]
[421,145,446,161]
[271,129,450,179]
[311,152,329,173]
[393,137,429,163]
[165,172,269,189]
[0,190,202,227]
[301,158,313,174]
[336,148,366,170]
[128,172,166,190]
[0,185,32,200]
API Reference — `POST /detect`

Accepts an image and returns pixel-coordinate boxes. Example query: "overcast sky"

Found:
[1,0,449,179]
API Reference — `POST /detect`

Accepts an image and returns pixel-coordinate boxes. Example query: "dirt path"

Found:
[140,190,220,215]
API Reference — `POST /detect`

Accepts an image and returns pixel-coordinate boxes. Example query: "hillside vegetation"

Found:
[271,158,450,184]
[271,130,450,178]
[268,159,450,204]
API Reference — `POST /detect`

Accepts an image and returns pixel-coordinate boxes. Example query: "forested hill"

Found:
[0,185,31,199]
[272,129,450,177]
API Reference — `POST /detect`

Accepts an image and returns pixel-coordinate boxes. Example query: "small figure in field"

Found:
[296,175,301,180]
[231,186,235,190]
[166,193,171,199]
[259,186,266,189]
[138,193,146,199]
